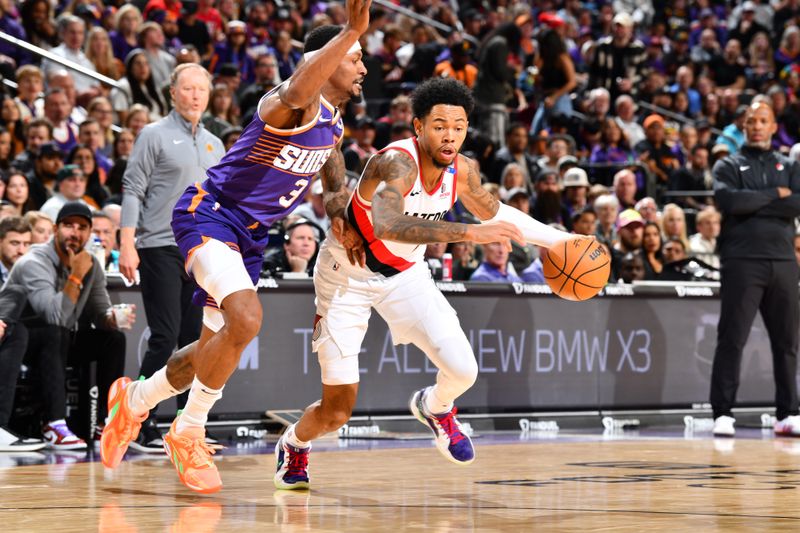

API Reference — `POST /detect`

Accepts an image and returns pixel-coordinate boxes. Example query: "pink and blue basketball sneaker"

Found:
[410,388,475,465]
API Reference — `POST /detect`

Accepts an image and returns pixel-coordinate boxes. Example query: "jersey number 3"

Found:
[279,179,309,208]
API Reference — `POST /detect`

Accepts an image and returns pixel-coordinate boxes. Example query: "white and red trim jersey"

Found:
[347,137,459,276]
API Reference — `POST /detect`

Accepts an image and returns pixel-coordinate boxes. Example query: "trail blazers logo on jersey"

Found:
[266,145,333,174]
[404,209,449,221]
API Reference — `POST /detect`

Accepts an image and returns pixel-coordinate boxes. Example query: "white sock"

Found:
[424,386,453,416]
[175,378,223,433]
[128,367,180,417]
[284,423,310,449]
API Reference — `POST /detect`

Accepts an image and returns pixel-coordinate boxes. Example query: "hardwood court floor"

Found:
[2,433,800,531]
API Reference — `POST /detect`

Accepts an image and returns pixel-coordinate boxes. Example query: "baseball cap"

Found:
[37,142,63,159]
[742,1,756,12]
[617,208,644,230]
[612,12,634,28]
[538,12,565,29]
[503,187,530,202]
[643,114,665,129]
[563,167,590,188]
[56,201,93,225]
[712,143,731,156]
[356,116,376,129]
[56,164,83,182]
[557,155,579,170]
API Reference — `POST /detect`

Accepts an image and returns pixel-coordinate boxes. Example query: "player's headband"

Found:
[303,41,362,62]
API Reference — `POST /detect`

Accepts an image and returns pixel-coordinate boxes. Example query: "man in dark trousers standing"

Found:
[711,102,800,437]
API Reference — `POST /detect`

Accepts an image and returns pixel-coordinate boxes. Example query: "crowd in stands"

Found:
[0,0,796,451]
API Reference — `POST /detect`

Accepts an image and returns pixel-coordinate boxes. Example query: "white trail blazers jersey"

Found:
[347,137,459,276]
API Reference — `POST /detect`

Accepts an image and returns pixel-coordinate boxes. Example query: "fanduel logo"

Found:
[272,146,332,174]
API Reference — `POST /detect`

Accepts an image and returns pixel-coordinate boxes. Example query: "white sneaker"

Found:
[713,415,735,437]
[0,426,46,452]
[774,415,800,436]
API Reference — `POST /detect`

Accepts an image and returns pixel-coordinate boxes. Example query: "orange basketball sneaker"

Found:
[163,417,223,494]
[100,377,147,468]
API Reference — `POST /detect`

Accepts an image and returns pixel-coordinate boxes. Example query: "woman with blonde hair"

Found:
[124,104,151,138]
[661,203,690,251]
[109,4,142,62]
[23,210,54,244]
[86,26,123,83]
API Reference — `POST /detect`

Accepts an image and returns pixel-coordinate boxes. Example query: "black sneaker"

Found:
[128,418,164,453]
[0,425,46,452]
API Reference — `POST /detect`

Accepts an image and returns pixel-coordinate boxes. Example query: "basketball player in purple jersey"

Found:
[100,0,372,494]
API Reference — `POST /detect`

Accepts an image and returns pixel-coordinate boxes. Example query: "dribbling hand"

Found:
[466,222,525,252]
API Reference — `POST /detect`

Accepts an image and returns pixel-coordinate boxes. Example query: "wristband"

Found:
[68,275,84,289]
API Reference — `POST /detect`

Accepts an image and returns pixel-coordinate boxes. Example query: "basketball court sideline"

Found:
[2,427,800,531]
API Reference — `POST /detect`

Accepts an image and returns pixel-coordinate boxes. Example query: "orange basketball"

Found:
[542,237,610,301]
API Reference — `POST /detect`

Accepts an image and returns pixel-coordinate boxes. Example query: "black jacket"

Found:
[713,146,800,260]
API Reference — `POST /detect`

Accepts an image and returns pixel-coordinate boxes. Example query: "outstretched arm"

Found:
[368,152,523,247]
[457,156,572,247]
[258,0,371,128]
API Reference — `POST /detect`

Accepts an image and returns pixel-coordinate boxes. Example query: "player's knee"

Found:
[436,335,478,389]
[222,293,262,343]
[322,405,353,430]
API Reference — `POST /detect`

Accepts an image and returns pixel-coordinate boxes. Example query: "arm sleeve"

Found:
[121,126,160,229]
[20,260,75,327]
[713,158,779,215]
[483,203,572,248]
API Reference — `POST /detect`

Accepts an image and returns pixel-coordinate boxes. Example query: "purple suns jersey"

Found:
[205,89,343,224]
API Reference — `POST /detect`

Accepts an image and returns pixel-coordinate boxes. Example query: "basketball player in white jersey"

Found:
[274,78,573,489]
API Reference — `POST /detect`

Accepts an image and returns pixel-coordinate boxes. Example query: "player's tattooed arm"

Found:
[320,147,365,266]
[320,148,349,220]
[457,155,500,221]
[369,151,471,243]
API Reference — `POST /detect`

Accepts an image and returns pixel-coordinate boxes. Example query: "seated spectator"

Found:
[40,165,94,222]
[14,65,45,124]
[499,164,529,202]
[562,167,590,217]
[109,4,141,62]
[67,144,108,209]
[27,141,64,210]
[593,193,619,249]
[618,250,646,284]
[78,119,113,175]
[614,95,644,148]
[238,53,281,126]
[689,206,721,269]
[589,117,636,187]
[659,236,693,281]
[375,95,413,151]
[521,246,546,283]
[450,241,480,281]
[262,218,321,278]
[715,105,747,154]
[139,22,177,90]
[532,168,571,230]
[42,15,100,95]
[611,209,644,281]
[111,49,169,124]
[424,242,447,280]
[91,211,119,272]
[671,124,698,168]
[635,196,658,223]
[670,144,713,210]
[12,118,53,175]
[23,211,54,245]
[641,220,664,280]
[571,207,597,236]
[470,242,522,283]
[343,117,378,175]
[613,168,638,210]
[537,136,570,171]
[4,171,34,216]
[7,202,131,446]
[0,217,31,284]
[490,122,539,185]
[433,40,477,89]
[201,83,237,139]
[635,114,679,190]
[661,203,690,251]
[294,180,331,233]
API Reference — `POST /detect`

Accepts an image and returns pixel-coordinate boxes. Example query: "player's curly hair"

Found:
[411,78,475,120]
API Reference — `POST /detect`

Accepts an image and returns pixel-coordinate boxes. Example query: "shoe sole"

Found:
[163,433,222,495]
[273,438,310,491]
[408,391,475,466]
[101,377,133,468]
[47,442,87,451]
[129,441,166,454]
